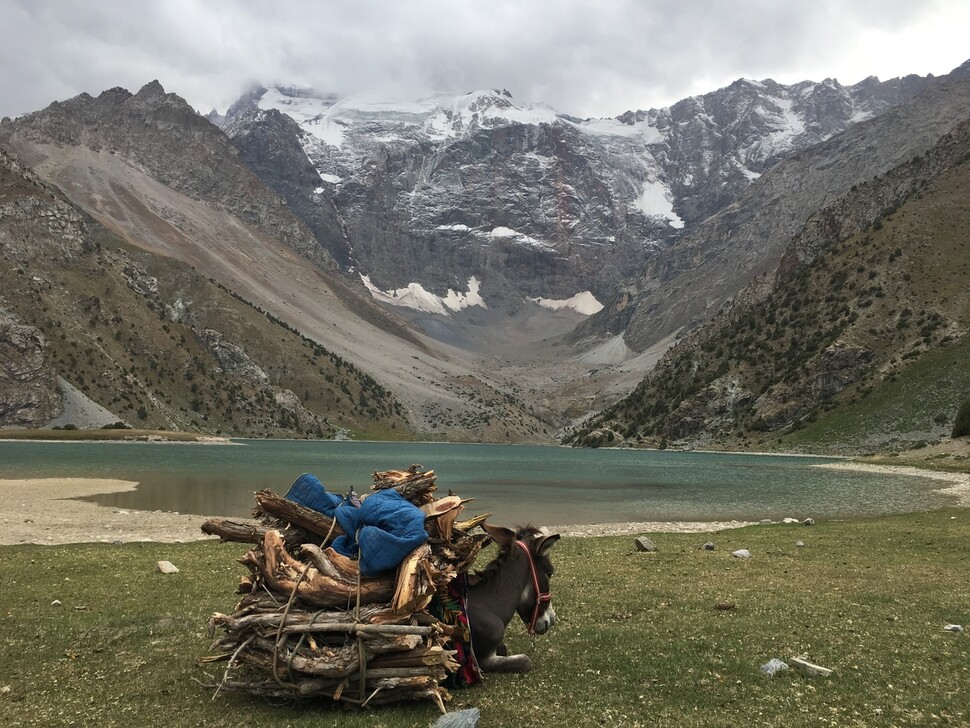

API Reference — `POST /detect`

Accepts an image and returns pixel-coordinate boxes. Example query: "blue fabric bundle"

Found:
[284,473,428,577]
[284,472,344,514]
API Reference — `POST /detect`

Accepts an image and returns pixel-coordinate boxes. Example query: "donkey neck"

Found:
[470,550,531,626]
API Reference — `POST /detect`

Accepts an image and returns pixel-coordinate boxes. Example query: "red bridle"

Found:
[515,539,552,636]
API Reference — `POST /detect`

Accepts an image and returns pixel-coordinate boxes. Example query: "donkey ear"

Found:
[537,533,561,556]
[482,523,516,547]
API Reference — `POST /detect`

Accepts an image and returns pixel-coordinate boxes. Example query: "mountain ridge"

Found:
[3,61,969,447]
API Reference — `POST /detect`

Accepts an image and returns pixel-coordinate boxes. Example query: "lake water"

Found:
[0,439,955,526]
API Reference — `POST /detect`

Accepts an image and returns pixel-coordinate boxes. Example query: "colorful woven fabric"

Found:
[432,573,482,688]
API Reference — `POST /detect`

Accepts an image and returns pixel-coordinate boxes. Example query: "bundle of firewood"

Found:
[200,465,490,711]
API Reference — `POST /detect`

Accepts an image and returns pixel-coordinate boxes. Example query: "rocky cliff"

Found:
[217,71,935,326]
[570,116,970,453]
[578,62,970,353]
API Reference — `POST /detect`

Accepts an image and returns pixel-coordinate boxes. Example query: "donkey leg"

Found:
[470,613,532,673]
[479,652,532,673]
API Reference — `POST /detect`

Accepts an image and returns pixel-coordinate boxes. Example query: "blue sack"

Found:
[334,488,429,576]
[284,473,344,516]
[284,473,428,577]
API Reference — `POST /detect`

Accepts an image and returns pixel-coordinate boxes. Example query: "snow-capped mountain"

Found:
[215,72,931,329]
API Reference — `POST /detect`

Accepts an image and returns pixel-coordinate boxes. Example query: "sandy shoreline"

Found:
[0,478,216,545]
[813,461,970,506]
[1,460,967,545]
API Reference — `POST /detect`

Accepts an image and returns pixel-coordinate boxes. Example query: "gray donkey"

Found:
[466,523,560,673]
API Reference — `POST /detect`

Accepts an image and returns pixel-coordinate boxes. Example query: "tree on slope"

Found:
[953,396,970,438]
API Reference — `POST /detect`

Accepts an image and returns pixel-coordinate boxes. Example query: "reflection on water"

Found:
[0,439,953,525]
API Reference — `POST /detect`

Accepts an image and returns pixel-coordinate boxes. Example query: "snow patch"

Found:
[530,291,604,316]
[318,172,342,184]
[578,117,662,144]
[633,179,684,228]
[487,227,555,249]
[437,223,470,232]
[361,275,486,315]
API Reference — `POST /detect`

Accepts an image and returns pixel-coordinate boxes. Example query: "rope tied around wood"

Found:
[201,465,490,711]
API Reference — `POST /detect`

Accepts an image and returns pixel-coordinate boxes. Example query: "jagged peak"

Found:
[136,79,167,98]
[95,86,133,104]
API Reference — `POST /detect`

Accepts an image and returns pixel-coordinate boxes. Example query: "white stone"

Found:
[156,560,180,574]
[732,549,751,558]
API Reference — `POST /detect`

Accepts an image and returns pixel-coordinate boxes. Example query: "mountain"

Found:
[0,82,560,441]
[215,72,933,331]
[568,116,970,453]
[577,62,970,354]
[0,147,406,436]
[2,61,967,445]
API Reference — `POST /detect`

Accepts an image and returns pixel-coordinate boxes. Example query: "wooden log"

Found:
[201,517,308,547]
[371,466,437,505]
[208,607,421,635]
[260,530,393,607]
[454,513,491,532]
[300,543,369,583]
[423,496,468,542]
[253,490,343,541]
[391,544,439,615]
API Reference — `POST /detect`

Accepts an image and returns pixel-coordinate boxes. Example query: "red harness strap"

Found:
[515,540,552,636]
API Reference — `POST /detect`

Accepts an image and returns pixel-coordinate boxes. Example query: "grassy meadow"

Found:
[2,509,969,727]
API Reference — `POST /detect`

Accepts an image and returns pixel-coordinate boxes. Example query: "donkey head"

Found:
[483,523,561,636]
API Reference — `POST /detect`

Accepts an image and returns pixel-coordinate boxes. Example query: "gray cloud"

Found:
[2,0,967,120]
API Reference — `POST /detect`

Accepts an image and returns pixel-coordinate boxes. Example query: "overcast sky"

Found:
[3,0,968,120]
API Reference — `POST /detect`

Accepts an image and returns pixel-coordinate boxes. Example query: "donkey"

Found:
[466,523,561,673]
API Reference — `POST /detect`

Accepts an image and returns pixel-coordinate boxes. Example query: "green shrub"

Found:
[953,396,970,438]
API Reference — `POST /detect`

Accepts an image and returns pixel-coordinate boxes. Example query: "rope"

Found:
[354,528,367,700]
[271,562,311,689]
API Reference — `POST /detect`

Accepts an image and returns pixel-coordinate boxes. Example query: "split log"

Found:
[423,496,469,542]
[201,517,308,547]
[258,530,394,608]
[372,466,438,505]
[253,489,343,541]
[300,543,368,583]
[392,544,440,615]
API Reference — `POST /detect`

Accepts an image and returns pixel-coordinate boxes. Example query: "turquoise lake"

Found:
[0,439,955,526]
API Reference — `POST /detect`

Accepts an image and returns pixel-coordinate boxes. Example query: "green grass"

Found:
[3,511,970,727]
[779,336,970,453]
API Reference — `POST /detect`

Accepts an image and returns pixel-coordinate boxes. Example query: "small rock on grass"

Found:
[732,549,751,558]
[156,560,179,574]
[433,707,480,728]
[51,599,62,607]
[635,537,658,552]
[702,541,716,551]
[944,624,964,633]
[760,658,789,676]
